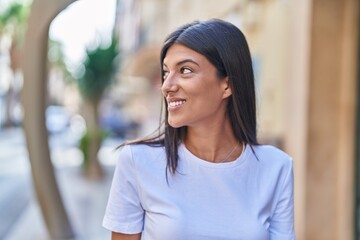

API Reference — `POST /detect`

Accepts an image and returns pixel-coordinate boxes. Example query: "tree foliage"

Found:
[0,2,29,41]
[77,37,119,102]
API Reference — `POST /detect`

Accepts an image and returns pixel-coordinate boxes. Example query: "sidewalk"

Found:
[4,166,114,240]
[0,127,122,240]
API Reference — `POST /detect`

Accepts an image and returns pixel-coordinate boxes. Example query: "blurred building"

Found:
[112,0,359,239]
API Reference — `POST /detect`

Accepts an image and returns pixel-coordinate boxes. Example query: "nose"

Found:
[161,73,179,97]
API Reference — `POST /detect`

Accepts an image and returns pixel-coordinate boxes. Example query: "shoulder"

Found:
[249,145,294,201]
[250,144,293,173]
[117,143,166,168]
[253,144,292,163]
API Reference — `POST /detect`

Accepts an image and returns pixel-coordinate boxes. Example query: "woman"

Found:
[103,19,295,240]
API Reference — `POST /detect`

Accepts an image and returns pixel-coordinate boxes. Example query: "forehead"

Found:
[163,43,207,66]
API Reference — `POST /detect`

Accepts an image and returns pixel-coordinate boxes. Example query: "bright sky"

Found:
[49,0,116,66]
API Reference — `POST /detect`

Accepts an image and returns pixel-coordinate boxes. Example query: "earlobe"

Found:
[224,88,232,98]
[223,77,232,98]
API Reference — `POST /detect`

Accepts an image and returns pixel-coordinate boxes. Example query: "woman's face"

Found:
[161,43,231,128]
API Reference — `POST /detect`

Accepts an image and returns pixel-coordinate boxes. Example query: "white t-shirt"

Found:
[103,143,295,240]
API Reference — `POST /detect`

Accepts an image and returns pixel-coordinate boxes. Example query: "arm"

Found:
[112,232,141,240]
[269,159,295,239]
[103,146,144,236]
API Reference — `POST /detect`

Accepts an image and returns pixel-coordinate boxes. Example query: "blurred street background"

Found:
[0,126,119,239]
[0,0,359,239]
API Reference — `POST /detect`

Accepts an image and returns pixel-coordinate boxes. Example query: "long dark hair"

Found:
[126,19,258,174]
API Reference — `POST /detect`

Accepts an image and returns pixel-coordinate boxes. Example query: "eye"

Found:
[163,70,169,80]
[180,67,192,74]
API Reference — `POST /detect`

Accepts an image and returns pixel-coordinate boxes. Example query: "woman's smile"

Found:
[167,98,187,111]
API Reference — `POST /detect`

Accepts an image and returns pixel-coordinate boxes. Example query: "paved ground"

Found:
[4,167,114,240]
[0,127,122,240]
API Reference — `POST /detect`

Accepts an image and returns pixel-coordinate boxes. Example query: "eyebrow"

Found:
[163,59,200,68]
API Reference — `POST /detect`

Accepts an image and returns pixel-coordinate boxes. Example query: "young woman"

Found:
[103,19,295,240]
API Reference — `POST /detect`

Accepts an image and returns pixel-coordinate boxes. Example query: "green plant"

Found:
[0,2,29,39]
[77,37,119,102]
[79,128,109,170]
[75,37,120,178]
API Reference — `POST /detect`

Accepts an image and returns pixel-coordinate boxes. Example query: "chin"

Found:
[168,118,185,128]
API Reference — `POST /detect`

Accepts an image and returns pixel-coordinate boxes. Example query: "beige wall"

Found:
[284,0,312,238]
[250,1,289,142]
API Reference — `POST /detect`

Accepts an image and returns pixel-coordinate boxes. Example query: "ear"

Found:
[222,77,232,98]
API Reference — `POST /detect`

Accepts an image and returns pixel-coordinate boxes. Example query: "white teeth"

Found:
[169,100,186,107]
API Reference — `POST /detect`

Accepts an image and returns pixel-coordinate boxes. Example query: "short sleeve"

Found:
[269,158,295,239]
[102,145,144,234]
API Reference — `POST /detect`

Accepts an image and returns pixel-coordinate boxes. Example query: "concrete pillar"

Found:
[285,0,358,238]
[305,0,358,239]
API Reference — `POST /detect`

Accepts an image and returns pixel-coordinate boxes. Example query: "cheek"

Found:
[188,94,224,118]
[192,86,224,105]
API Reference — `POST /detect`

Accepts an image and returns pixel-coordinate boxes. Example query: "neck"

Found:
[184,117,242,163]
